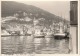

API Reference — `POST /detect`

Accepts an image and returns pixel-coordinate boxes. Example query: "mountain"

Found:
[1,1,69,30]
[1,1,64,20]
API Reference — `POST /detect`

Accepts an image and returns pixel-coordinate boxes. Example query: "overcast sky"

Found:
[16,1,70,21]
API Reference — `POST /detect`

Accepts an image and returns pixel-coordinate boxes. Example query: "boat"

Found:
[54,33,66,39]
[8,31,20,35]
[1,30,11,37]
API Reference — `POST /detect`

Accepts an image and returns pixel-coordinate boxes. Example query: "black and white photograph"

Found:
[1,0,78,55]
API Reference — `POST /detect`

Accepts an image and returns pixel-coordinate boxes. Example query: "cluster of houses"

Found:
[1,14,70,37]
[1,21,69,37]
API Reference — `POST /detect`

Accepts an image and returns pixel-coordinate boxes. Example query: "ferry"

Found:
[54,33,69,39]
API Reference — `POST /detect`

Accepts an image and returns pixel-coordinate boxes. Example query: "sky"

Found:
[16,1,70,21]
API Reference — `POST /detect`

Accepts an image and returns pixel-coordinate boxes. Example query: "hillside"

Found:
[1,1,64,21]
[1,1,69,31]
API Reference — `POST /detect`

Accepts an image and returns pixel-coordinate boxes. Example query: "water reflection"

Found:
[1,35,69,54]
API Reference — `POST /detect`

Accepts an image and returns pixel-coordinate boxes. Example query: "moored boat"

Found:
[54,33,66,39]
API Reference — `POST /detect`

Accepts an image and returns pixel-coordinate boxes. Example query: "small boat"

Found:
[7,31,20,36]
[1,30,11,37]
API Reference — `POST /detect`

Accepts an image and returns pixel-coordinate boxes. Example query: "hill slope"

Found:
[1,1,69,30]
[1,1,63,21]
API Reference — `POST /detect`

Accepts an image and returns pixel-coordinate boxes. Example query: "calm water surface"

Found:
[1,35,69,54]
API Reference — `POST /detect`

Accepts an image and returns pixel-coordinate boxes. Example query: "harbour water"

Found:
[1,35,69,54]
